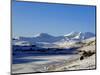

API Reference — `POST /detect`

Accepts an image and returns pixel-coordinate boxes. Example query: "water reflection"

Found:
[13,58,46,64]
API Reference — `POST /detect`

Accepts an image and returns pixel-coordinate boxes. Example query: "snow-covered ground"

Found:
[12,55,80,74]
[12,32,96,74]
[54,54,95,71]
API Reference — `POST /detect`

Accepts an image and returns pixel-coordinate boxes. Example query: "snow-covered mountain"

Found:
[12,32,95,47]
[64,32,95,40]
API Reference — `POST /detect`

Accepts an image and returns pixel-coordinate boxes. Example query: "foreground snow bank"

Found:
[54,54,95,71]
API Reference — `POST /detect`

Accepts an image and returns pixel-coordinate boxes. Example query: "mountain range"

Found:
[12,32,95,47]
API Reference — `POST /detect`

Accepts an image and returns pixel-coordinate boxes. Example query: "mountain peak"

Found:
[64,32,82,39]
[33,33,53,38]
[13,32,95,46]
[63,32,95,40]
[64,32,82,37]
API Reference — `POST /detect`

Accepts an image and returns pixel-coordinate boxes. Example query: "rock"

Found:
[80,56,84,60]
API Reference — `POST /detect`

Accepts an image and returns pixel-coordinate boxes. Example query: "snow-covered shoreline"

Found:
[12,53,95,74]
[12,54,80,74]
[12,35,96,74]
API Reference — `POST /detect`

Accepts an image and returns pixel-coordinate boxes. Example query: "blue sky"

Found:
[12,1,96,37]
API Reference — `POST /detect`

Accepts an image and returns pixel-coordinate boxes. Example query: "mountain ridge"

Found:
[12,32,95,46]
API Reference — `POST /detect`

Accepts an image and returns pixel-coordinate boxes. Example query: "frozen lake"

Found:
[12,54,80,74]
[13,54,78,64]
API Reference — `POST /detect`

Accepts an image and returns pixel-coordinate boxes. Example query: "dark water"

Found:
[13,58,46,64]
[12,46,79,64]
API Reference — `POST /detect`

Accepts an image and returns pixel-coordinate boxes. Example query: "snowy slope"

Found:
[12,32,95,47]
